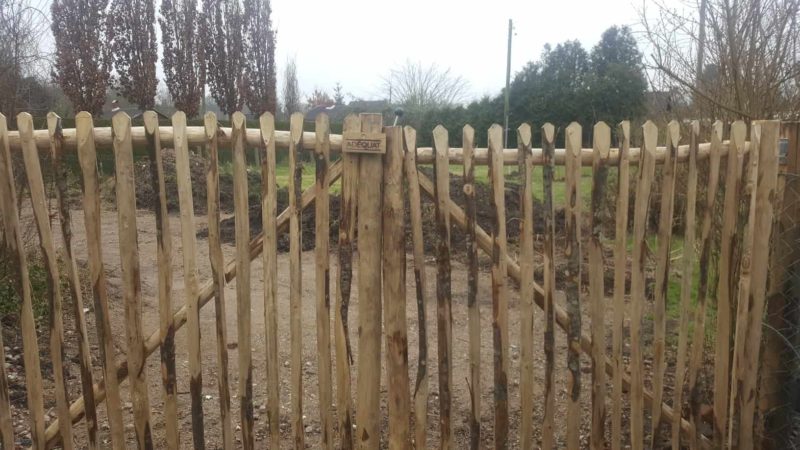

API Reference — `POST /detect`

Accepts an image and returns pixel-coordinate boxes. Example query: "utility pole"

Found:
[504,19,513,148]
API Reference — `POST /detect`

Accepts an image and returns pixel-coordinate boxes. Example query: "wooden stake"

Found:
[651,121,680,447]
[403,126,429,450]
[384,126,410,449]
[288,112,305,450]
[462,124,480,450]
[736,121,780,448]
[517,123,535,450]
[259,112,281,449]
[173,111,206,448]
[204,112,234,450]
[231,112,255,449]
[565,122,583,450]
[335,114,359,450]
[489,124,509,449]
[671,122,699,450]
[611,121,630,450]
[433,125,453,449]
[48,112,97,449]
[355,113,384,450]
[541,123,557,450]
[315,113,334,450]
[144,111,180,450]
[727,121,760,447]
[687,121,722,449]
[712,121,745,446]
[0,116,47,448]
[111,112,154,449]
[17,113,74,449]
[74,111,125,450]
[589,122,610,450]
[630,121,658,450]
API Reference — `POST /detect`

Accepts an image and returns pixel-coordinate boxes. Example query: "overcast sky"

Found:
[272,0,644,102]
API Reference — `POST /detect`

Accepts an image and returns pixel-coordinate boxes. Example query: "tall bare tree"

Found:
[109,0,158,110]
[242,0,276,116]
[204,0,245,117]
[382,60,469,113]
[1,0,50,120]
[282,57,300,115]
[306,88,333,109]
[641,0,800,119]
[160,0,205,117]
[51,0,112,115]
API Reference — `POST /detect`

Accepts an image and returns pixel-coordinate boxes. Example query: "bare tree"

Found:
[306,88,333,109]
[242,0,277,116]
[382,60,469,113]
[204,0,245,117]
[51,0,112,115]
[641,0,800,119]
[0,0,51,120]
[282,57,300,114]
[160,0,205,117]
[109,0,158,110]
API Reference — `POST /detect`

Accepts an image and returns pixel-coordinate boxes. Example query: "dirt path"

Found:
[50,206,627,449]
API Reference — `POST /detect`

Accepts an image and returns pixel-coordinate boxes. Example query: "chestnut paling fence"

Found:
[0,110,784,450]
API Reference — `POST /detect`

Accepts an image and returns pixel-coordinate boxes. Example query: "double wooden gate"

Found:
[0,111,785,449]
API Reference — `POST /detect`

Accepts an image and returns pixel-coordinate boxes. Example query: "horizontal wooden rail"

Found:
[7,125,744,165]
[44,160,343,448]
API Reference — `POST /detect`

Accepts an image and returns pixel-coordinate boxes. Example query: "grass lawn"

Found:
[631,234,715,345]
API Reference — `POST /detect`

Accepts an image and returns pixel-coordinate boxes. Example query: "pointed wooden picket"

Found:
[315,113,334,450]
[288,112,305,449]
[462,124,481,450]
[713,121,746,446]
[433,124,454,449]
[651,120,680,447]
[112,112,154,449]
[671,121,699,450]
[403,125,429,450]
[173,111,206,448]
[144,111,180,450]
[48,112,98,450]
[736,121,780,448]
[75,111,126,450]
[589,121,610,450]
[564,122,583,450]
[687,121,722,448]
[489,123,510,450]
[517,123,536,450]
[611,121,631,450]
[630,120,658,450]
[205,112,234,450]
[335,114,359,450]
[259,112,281,449]
[541,122,557,450]
[384,124,410,449]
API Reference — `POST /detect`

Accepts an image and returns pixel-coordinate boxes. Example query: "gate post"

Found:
[348,113,386,449]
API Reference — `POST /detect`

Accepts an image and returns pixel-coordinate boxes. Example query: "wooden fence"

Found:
[0,110,783,449]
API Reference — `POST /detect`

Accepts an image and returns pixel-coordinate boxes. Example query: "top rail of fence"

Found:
[2,112,746,165]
